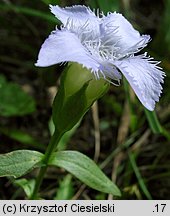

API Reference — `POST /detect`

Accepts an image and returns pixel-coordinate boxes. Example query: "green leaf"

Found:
[0,75,36,117]
[14,178,35,198]
[128,151,152,199]
[144,109,170,140]
[144,109,163,134]
[0,127,43,150]
[41,0,61,5]
[97,0,120,13]
[0,150,43,178]
[88,0,120,13]
[49,151,121,196]
[0,4,57,23]
[54,174,74,200]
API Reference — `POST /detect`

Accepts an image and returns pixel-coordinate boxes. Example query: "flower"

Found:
[35,5,165,111]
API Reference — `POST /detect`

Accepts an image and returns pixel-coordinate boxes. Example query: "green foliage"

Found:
[54,174,74,200]
[49,151,121,196]
[148,0,170,57]
[164,1,170,47]
[0,127,43,150]
[0,75,6,86]
[88,0,120,13]
[52,63,109,134]
[128,152,152,200]
[56,121,81,151]
[41,0,61,5]
[29,63,114,199]
[0,75,36,117]
[0,0,170,200]
[15,178,36,198]
[144,109,163,134]
[144,110,170,140]
[0,4,57,23]
[0,150,43,178]
[53,80,89,134]
[97,0,120,13]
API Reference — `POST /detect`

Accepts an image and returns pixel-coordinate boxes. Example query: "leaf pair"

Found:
[0,150,121,197]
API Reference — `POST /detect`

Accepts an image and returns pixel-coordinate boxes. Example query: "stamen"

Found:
[104,78,121,86]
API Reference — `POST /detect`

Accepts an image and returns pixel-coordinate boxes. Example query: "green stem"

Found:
[30,130,63,200]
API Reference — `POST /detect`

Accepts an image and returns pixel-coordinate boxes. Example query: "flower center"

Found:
[82,37,121,62]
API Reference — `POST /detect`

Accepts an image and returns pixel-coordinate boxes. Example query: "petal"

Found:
[50,5,100,35]
[35,29,100,72]
[101,13,150,56]
[114,54,165,111]
[99,63,122,81]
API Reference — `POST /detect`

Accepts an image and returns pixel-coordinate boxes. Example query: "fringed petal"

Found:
[101,13,150,57]
[35,29,100,72]
[50,5,100,36]
[114,54,165,110]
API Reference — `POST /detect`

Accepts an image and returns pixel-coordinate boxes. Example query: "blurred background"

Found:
[0,0,170,200]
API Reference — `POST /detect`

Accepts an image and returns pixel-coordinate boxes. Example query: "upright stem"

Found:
[30,130,63,200]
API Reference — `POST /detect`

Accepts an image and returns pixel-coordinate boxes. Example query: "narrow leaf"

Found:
[0,150,43,178]
[49,151,121,196]
[144,109,163,134]
[128,151,152,199]
[41,0,61,5]
[0,4,57,23]
[54,174,74,200]
[0,127,43,150]
[14,178,35,198]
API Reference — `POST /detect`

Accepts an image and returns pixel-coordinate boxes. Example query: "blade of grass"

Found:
[41,0,61,5]
[0,127,44,151]
[145,110,170,140]
[162,128,170,140]
[0,4,57,23]
[128,151,152,200]
[144,109,163,134]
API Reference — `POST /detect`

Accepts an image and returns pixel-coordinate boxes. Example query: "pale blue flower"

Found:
[35,5,165,111]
